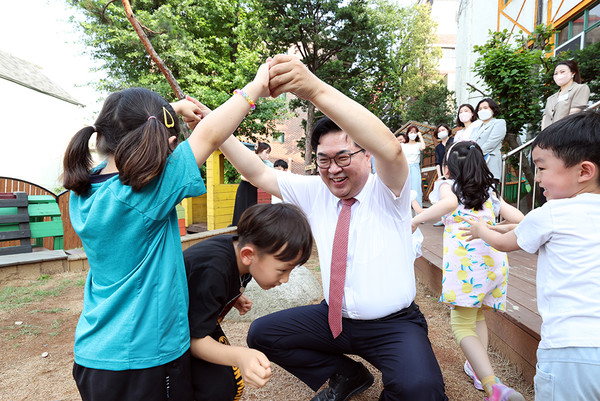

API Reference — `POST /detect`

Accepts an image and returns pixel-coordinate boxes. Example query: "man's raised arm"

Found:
[269,54,407,196]
[219,136,281,199]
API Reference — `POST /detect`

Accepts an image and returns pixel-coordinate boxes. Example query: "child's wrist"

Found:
[234,87,256,110]
[243,82,264,103]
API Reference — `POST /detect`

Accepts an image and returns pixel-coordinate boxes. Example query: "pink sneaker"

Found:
[463,361,484,391]
[484,382,526,401]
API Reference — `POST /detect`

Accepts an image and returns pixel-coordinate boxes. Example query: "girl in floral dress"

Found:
[411,141,525,401]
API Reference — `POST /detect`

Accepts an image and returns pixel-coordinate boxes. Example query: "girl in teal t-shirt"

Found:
[63,62,270,401]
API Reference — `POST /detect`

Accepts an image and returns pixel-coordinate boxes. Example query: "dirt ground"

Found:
[0,252,534,401]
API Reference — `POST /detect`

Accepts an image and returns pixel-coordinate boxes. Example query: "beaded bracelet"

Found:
[233,89,256,110]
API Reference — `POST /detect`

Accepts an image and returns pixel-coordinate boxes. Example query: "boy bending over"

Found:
[184,203,313,401]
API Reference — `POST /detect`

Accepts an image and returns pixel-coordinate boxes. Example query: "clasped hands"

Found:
[177,54,319,129]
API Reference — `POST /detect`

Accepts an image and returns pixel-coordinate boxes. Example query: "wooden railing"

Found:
[0,177,82,250]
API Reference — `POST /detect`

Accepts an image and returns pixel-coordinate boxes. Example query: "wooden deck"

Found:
[414,219,541,384]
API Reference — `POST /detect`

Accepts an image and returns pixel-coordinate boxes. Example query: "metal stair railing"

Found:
[500,100,600,211]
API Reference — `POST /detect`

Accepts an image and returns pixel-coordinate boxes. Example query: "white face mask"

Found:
[553,71,574,87]
[408,133,418,141]
[478,108,493,121]
[437,130,448,140]
[458,111,472,123]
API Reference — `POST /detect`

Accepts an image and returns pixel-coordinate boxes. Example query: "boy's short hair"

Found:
[274,159,288,170]
[237,203,313,265]
[533,111,600,170]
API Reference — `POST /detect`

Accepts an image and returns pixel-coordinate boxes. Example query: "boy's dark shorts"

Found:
[191,324,246,401]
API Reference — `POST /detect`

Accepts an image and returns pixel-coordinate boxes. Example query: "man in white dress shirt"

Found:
[218,55,447,401]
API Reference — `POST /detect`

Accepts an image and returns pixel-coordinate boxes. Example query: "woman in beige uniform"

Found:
[542,60,590,130]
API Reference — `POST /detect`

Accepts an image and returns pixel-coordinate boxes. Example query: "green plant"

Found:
[5,323,41,339]
[49,319,64,337]
[29,307,69,314]
[402,81,456,127]
[224,159,241,184]
[473,26,555,140]
[472,25,556,203]
[0,277,82,311]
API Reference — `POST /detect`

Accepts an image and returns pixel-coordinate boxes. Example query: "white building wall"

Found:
[550,0,584,22]
[499,0,538,33]
[430,0,457,91]
[455,0,499,108]
[0,80,89,191]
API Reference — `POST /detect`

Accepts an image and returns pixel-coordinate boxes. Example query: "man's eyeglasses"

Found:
[315,149,365,169]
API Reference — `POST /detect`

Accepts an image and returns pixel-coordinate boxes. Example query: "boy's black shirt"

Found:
[183,235,251,339]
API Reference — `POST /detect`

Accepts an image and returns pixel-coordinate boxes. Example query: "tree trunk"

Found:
[121,0,183,99]
[121,0,191,138]
[304,103,315,175]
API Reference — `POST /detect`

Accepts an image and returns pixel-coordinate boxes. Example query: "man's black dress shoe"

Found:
[310,362,374,401]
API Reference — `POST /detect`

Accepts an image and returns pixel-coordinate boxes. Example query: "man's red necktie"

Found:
[328,198,356,338]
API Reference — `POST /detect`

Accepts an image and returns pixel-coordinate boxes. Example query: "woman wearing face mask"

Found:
[453,104,482,142]
[432,123,454,226]
[433,124,453,179]
[402,125,426,207]
[471,98,506,183]
[542,60,590,130]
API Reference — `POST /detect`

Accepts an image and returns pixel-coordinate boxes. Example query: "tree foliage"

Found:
[255,0,443,158]
[67,0,289,141]
[401,81,455,127]
[68,0,445,162]
[370,1,446,128]
[473,26,555,142]
[472,26,555,200]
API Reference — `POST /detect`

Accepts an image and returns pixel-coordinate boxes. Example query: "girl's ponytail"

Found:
[445,142,495,210]
[114,117,171,191]
[63,88,180,194]
[63,126,96,195]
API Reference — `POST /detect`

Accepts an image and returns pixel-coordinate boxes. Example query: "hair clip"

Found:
[163,107,175,128]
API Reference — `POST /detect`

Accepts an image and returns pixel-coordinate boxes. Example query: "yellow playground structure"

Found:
[181,150,238,231]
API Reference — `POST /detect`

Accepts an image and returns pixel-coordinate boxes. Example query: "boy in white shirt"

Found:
[462,111,600,401]
[271,160,288,204]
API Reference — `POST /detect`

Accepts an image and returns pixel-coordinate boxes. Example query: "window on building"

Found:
[555,1,600,53]
[272,132,285,143]
[572,15,585,36]
[589,3,600,26]
[557,27,569,46]
[585,23,600,46]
